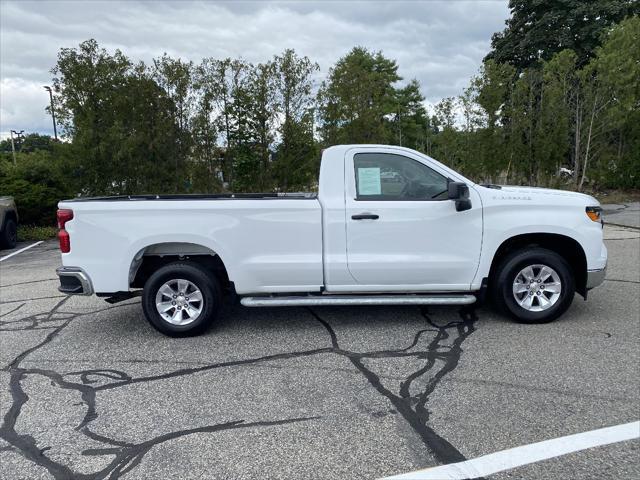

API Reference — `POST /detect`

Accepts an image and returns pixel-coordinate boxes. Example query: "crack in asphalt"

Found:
[0,277,58,288]
[0,295,68,304]
[3,297,71,369]
[308,307,479,466]
[0,302,26,318]
[605,278,640,284]
[0,293,481,479]
[605,223,640,231]
[0,302,140,332]
[0,311,75,331]
[0,298,322,479]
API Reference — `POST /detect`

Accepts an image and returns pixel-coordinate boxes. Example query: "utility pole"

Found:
[43,86,58,141]
[9,130,23,166]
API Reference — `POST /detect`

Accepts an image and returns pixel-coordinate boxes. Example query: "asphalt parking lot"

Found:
[1,224,638,480]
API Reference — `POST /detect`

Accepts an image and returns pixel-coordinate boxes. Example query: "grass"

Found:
[592,189,640,204]
[18,224,58,242]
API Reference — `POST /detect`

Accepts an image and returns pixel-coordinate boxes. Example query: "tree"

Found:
[473,60,515,180]
[576,16,640,189]
[392,79,430,150]
[0,133,53,153]
[317,47,401,145]
[487,0,638,70]
[191,62,222,193]
[197,58,251,189]
[51,40,186,194]
[272,49,319,190]
[152,54,194,191]
[431,97,461,170]
[538,50,575,184]
[231,60,278,191]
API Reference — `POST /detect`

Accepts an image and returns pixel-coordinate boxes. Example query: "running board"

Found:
[240,294,476,307]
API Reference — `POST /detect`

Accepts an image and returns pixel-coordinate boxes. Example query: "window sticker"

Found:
[358,167,381,195]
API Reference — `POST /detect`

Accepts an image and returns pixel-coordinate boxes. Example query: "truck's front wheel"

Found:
[142,262,220,337]
[493,248,575,323]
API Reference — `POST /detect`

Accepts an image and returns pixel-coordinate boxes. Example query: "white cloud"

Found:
[0,0,509,137]
[0,78,55,139]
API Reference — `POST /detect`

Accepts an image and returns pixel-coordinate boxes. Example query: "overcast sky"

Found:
[0,0,510,139]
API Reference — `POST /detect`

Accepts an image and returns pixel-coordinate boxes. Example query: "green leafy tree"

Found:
[392,79,430,150]
[431,97,461,170]
[473,59,516,180]
[231,61,278,191]
[538,50,576,185]
[457,84,484,176]
[272,49,319,190]
[577,16,640,189]
[0,133,53,154]
[191,62,222,193]
[317,47,400,144]
[487,0,638,70]
[151,54,195,191]
[52,40,184,195]
[197,58,251,189]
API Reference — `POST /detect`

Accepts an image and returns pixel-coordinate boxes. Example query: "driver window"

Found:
[354,153,448,201]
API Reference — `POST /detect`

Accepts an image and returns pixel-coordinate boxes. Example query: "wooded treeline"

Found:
[1,2,638,225]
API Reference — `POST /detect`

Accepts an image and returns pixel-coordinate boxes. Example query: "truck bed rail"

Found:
[62,192,317,202]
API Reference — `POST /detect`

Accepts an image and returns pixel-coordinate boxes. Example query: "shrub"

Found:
[0,149,74,226]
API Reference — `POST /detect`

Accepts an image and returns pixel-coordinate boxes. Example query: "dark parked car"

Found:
[0,196,18,249]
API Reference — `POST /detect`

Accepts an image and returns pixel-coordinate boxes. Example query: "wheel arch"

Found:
[128,241,231,293]
[488,233,588,297]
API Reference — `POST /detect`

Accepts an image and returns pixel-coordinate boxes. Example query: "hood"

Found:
[477,185,599,206]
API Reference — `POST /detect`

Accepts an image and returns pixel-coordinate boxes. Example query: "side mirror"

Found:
[448,182,472,212]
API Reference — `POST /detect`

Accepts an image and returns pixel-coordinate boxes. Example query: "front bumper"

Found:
[586,265,607,290]
[56,267,94,295]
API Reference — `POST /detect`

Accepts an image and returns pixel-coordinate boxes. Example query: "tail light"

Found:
[57,209,74,253]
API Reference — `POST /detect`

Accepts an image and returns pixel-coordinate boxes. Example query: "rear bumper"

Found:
[56,267,94,295]
[586,265,607,290]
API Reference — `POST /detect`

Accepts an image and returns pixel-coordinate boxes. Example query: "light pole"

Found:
[43,86,58,141]
[9,129,24,166]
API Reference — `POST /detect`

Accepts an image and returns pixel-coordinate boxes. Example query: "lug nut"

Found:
[172,301,176,305]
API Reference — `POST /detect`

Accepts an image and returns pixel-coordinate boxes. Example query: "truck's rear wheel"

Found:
[493,247,575,323]
[142,262,220,336]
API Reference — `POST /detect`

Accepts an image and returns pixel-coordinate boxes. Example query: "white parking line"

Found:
[384,421,640,480]
[0,241,44,262]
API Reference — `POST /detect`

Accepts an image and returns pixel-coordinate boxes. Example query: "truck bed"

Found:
[58,195,324,294]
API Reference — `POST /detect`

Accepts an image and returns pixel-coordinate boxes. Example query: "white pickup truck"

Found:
[56,145,607,336]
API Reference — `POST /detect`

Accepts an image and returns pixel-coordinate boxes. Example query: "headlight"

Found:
[586,206,603,225]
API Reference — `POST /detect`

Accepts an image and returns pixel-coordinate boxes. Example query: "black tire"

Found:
[492,247,575,324]
[142,261,221,337]
[0,218,17,249]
